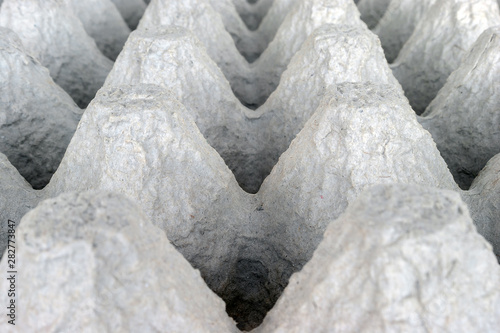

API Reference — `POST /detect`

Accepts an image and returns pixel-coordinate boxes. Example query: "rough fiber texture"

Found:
[0,27,82,189]
[250,24,404,191]
[105,24,402,193]
[43,85,246,273]
[110,0,146,30]
[104,27,258,190]
[1,0,499,330]
[257,184,500,332]
[420,27,500,189]
[0,0,114,108]
[0,153,40,263]
[41,85,257,327]
[0,191,238,332]
[138,0,250,103]
[464,154,500,263]
[260,82,458,273]
[391,0,500,114]
[373,0,437,63]
[246,0,362,107]
[0,82,469,330]
[65,0,130,60]
[139,0,362,108]
[37,82,456,330]
[41,84,265,329]
[357,0,391,29]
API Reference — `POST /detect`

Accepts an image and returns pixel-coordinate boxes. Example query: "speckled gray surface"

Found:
[373,0,437,63]
[390,0,500,114]
[259,82,458,277]
[464,153,500,263]
[105,24,402,193]
[420,27,500,190]
[0,153,41,263]
[0,191,238,332]
[0,81,461,330]
[41,84,264,329]
[0,0,114,108]
[257,184,500,333]
[0,0,499,331]
[138,0,362,108]
[0,28,82,189]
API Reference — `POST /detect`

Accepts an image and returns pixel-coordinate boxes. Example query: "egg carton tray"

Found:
[0,0,499,331]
